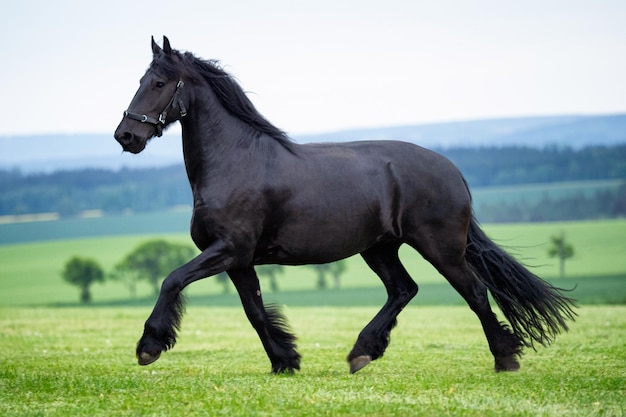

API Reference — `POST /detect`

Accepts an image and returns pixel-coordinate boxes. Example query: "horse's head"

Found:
[114,36,188,153]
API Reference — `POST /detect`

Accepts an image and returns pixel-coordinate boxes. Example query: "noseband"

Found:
[123,80,187,137]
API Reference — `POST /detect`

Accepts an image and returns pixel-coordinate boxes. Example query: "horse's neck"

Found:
[179,98,255,189]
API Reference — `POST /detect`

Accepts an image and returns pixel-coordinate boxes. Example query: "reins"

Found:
[123,80,187,137]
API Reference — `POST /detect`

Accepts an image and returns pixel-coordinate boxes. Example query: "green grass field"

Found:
[471,179,624,206]
[0,306,624,416]
[1,218,624,415]
[0,210,193,245]
[1,219,625,307]
[1,179,622,246]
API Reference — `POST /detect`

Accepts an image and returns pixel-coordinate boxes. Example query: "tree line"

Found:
[475,183,626,222]
[0,165,190,216]
[444,145,626,186]
[2,144,626,222]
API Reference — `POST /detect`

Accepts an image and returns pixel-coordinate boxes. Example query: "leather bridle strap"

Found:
[123,80,187,137]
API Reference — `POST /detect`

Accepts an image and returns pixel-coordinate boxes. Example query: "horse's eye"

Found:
[155,81,165,88]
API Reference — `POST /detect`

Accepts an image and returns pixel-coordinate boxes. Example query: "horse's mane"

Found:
[152,50,295,152]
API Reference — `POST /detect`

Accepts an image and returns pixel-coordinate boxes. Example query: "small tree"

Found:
[256,264,284,292]
[112,239,197,296]
[329,260,347,289]
[61,256,105,303]
[215,272,231,294]
[307,260,347,289]
[214,265,284,294]
[109,264,140,299]
[548,231,575,278]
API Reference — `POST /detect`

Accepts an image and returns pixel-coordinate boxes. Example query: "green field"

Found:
[1,217,625,415]
[0,210,193,245]
[471,179,624,206]
[0,306,624,416]
[1,179,623,246]
[1,219,625,307]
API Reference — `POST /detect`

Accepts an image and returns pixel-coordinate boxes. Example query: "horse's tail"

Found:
[464,216,577,348]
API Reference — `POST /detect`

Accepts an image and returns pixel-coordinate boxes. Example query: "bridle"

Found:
[123,80,187,137]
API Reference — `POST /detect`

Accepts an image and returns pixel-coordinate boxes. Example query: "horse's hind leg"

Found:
[228,267,301,374]
[409,232,523,371]
[440,262,522,370]
[348,242,418,373]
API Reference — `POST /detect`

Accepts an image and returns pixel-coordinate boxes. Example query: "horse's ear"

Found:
[151,36,162,55]
[163,36,172,55]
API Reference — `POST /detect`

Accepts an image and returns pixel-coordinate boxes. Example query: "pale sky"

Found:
[1,0,625,137]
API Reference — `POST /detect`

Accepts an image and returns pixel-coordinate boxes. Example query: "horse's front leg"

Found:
[136,242,236,365]
[228,267,300,373]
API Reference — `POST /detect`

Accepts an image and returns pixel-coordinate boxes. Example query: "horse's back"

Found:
[258,140,471,263]
[336,140,472,230]
[301,140,460,176]
[298,140,470,209]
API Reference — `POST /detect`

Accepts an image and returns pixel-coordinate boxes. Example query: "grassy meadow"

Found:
[1,218,625,306]
[0,306,624,416]
[471,179,624,207]
[0,216,624,415]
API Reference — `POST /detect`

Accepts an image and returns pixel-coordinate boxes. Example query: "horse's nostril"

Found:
[115,131,134,145]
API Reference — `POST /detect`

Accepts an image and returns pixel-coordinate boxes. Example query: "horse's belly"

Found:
[256,212,389,265]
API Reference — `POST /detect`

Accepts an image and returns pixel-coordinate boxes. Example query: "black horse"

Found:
[114,37,575,374]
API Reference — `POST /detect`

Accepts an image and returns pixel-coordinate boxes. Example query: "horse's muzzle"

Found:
[114,128,148,154]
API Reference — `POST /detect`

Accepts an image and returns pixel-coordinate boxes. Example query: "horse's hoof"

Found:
[349,355,372,374]
[494,355,520,372]
[138,351,161,366]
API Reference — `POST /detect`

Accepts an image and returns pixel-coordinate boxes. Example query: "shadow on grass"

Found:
[49,274,625,308]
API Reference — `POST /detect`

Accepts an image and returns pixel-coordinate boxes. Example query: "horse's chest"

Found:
[189,202,262,252]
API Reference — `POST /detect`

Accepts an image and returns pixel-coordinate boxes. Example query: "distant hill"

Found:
[296,114,626,148]
[1,114,624,172]
[0,132,186,173]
